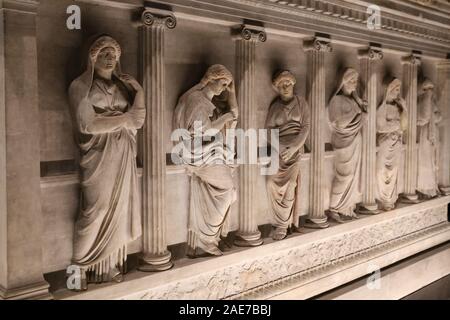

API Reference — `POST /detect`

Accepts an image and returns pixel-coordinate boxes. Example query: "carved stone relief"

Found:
[265,71,310,240]
[67,35,146,289]
[173,64,239,257]
[328,68,368,223]
[376,78,408,211]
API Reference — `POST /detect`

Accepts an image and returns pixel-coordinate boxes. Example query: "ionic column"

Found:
[401,53,421,203]
[357,46,383,214]
[234,25,266,247]
[0,1,51,299]
[437,60,450,195]
[138,8,176,272]
[303,37,332,229]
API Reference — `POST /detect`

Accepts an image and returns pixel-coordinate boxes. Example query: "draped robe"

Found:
[328,95,363,217]
[265,96,310,228]
[417,92,442,197]
[175,90,237,255]
[69,76,143,281]
[376,102,404,209]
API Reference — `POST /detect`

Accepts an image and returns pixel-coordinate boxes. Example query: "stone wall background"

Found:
[36,0,439,274]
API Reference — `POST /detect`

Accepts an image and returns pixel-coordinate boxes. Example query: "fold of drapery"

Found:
[328,95,363,217]
[376,98,405,209]
[265,96,309,228]
[417,91,442,197]
[68,36,143,282]
[174,89,237,255]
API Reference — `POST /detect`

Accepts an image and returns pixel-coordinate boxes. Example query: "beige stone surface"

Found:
[0,0,449,299]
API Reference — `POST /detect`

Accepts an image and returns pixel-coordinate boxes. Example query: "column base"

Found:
[234,230,263,247]
[138,251,173,272]
[303,216,329,229]
[401,193,421,204]
[357,203,381,215]
[439,186,450,196]
[0,281,52,300]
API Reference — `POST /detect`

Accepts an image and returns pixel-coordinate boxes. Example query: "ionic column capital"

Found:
[303,36,332,53]
[358,46,383,60]
[232,25,267,43]
[401,52,422,66]
[141,8,177,29]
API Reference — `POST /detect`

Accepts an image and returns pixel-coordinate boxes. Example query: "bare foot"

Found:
[272,227,287,240]
[329,211,345,223]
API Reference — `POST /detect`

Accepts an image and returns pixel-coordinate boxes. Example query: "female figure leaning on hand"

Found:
[173,64,238,258]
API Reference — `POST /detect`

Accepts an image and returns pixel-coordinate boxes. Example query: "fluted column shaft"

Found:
[304,37,332,229]
[358,47,383,214]
[401,53,421,202]
[234,26,266,247]
[139,9,176,272]
[437,61,450,195]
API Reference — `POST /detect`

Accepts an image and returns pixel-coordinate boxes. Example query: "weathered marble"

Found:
[328,68,367,223]
[1,0,450,301]
[234,25,265,247]
[358,47,383,214]
[376,79,407,211]
[68,35,145,287]
[401,53,421,203]
[265,71,310,240]
[0,1,51,300]
[303,36,332,229]
[139,7,175,273]
[417,79,442,199]
[173,64,238,257]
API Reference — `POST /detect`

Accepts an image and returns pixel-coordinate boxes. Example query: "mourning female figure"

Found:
[417,79,442,199]
[68,36,146,288]
[173,65,238,257]
[376,79,407,211]
[328,68,367,223]
[265,71,310,240]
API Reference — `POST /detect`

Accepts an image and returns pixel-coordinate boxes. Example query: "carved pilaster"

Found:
[138,8,175,272]
[437,61,450,195]
[234,25,266,247]
[0,1,51,300]
[303,37,332,229]
[357,46,383,214]
[401,52,421,203]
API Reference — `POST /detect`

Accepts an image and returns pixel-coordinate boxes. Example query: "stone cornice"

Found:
[0,0,38,13]
[73,0,450,58]
[150,0,450,59]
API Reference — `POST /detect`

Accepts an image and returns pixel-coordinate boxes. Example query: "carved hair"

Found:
[419,78,434,95]
[272,70,296,88]
[89,35,122,64]
[385,78,402,98]
[200,64,233,87]
[341,68,359,84]
[330,67,359,99]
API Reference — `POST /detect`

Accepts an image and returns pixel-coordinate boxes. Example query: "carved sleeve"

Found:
[183,95,212,134]
[75,97,132,135]
[296,97,311,148]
